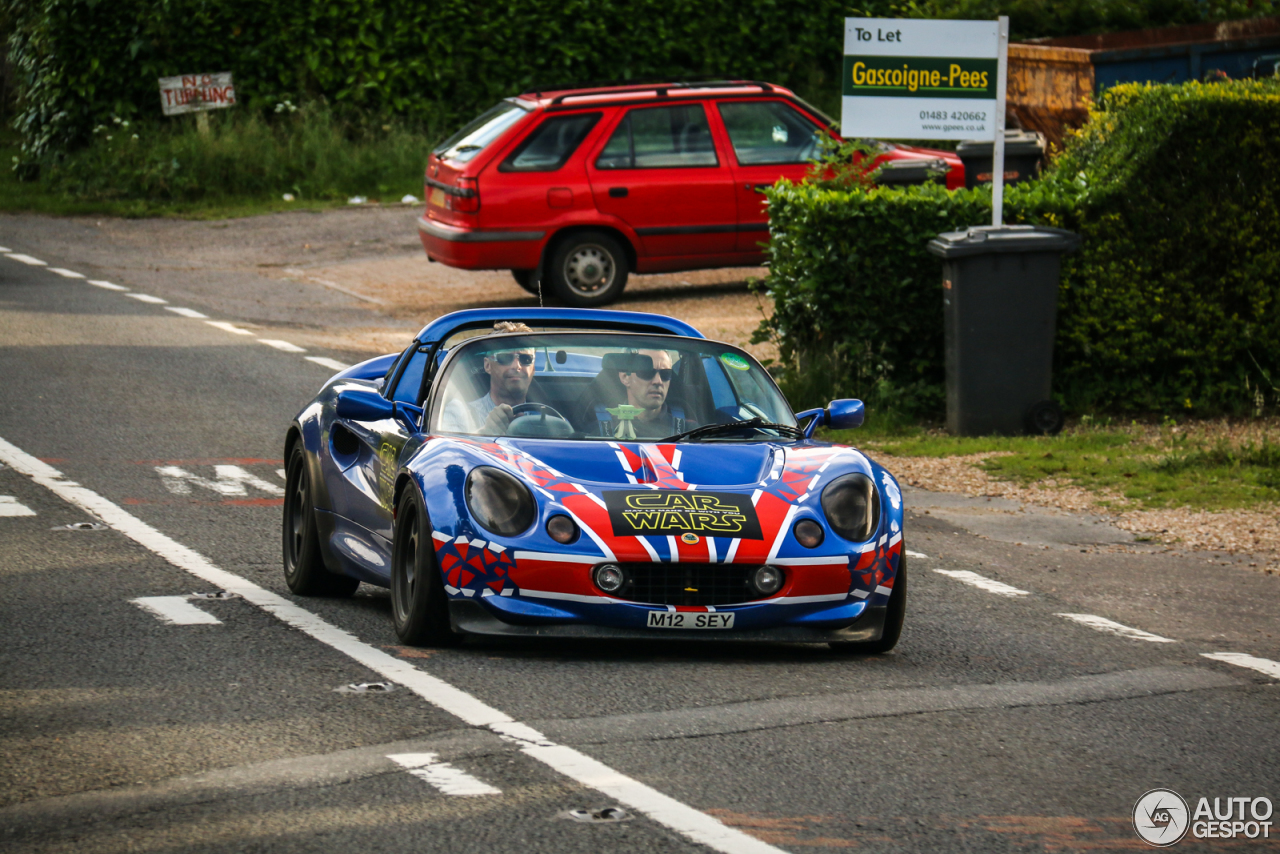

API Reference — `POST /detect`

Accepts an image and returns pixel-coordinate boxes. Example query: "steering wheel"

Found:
[511,402,566,421]
[507,402,574,438]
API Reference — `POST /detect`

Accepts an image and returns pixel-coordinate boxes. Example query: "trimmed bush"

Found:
[756,79,1280,418]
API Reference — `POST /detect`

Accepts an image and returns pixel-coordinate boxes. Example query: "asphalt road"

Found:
[2,226,1278,853]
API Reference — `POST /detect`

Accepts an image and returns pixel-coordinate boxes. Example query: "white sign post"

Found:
[158,73,236,134]
[841,17,1009,226]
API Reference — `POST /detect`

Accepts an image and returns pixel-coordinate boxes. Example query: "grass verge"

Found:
[826,417,1280,513]
[2,103,439,219]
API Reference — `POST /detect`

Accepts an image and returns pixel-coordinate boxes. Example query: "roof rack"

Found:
[519,78,775,105]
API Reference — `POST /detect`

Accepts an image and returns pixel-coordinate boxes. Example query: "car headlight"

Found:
[465,466,535,537]
[820,473,880,542]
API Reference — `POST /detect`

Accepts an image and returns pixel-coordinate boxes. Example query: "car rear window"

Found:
[433,100,530,164]
[499,113,601,172]
[717,101,823,165]
[596,104,718,169]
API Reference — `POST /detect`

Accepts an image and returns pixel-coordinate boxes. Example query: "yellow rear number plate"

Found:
[647,611,735,629]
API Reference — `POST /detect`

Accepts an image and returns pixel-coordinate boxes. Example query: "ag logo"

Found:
[1133,789,1189,847]
[680,532,700,545]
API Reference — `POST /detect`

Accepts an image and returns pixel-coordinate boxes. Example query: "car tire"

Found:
[830,553,906,655]
[390,486,463,647]
[510,269,541,295]
[547,231,629,307]
[282,443,359,597]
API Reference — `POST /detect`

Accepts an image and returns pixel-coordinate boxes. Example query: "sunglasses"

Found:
[491,352,535,366]
[633,368,673,382]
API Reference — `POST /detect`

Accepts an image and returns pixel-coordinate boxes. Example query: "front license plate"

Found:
[428,187,446,207]
[646,610,735,630]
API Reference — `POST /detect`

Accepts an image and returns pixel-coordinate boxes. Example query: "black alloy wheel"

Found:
[547,231,629,307]
[282,443,359,597]
[390,487,463,646]
[1025,400,1065,435]
[830,553,907,655]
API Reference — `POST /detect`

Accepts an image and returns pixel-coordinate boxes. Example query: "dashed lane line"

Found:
[1057,613,1176,643]
[0,495,37,517]
[204,320,255,336]
[306,356,351,371]
[1201,652,1280,680]
[906,549,929,559]
[125,293,169,304]
[388,753,501,796]
[131,596,222,625]
[0,434,785,854]
[165,306,209,319]
[10,250,349,374]
[934,568,1030,597]
[259,339,307,353]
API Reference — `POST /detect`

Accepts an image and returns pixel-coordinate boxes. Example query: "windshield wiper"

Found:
[662,417,806,443]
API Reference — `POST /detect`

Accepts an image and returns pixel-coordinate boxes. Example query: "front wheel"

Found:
[830,553,906,655]
[390,486,463,647]
[547,231,629,307]
[282,443,359,597]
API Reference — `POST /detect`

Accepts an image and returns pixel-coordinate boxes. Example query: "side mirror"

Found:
[826,399,865,430]
[336,388,396,421]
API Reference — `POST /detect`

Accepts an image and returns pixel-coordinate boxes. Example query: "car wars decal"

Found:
[603,490,764,540]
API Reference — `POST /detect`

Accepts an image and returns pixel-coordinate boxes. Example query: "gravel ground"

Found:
[872,418,1280,572]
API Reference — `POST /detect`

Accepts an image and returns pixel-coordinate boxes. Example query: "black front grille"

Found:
[608,563,772,606]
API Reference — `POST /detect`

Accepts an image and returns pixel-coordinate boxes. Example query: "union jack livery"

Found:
[283,308,906,652]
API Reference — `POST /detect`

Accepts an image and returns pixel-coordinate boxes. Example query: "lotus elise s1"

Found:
[283,307,906,652]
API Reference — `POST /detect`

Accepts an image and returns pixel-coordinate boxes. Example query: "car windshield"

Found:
[428,332,798,442]
[433,100,529,163]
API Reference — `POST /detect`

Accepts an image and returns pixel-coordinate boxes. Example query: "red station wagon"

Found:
[418,80,963,306]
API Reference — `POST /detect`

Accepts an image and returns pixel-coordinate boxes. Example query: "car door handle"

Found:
[747,183,771,192]
[608,187,628,198]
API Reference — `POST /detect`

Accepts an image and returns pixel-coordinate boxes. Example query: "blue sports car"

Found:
[283,307,906,652]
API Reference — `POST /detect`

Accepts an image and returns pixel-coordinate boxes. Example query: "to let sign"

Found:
[159,73,236,116]
[841,19,1001,141]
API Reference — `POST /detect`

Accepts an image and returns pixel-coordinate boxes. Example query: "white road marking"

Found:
[0,495,36,517]
[156,465,285,497]
[305,356,350,371]
[259,339,307,353]
[88,280,128,291]
[131,596,222,625]
[48,268,86,278]
[126,293,168,304]
[205,320,254,336]
[0,246,10,252]
[934,569,1029,597]
[387,753,501,796]
[165,307,209,319]
[906,549,929,559]
[6,254,47,266]
[0,433,784,854]
[1201,652,1280,679]
[276,469,287,480]
[1056,613,1175,643]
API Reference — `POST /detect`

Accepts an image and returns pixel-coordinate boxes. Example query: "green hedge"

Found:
[757,79,1280,418]
[5,0,871,159]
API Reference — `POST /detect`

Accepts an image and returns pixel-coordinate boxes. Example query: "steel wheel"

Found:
[548,231,629,307]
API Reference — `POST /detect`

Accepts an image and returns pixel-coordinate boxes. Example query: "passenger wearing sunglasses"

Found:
[616,349,692,438]
[439,322,536,434]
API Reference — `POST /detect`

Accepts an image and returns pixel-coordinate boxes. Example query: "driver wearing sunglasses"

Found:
[439,322,536,434]
[617,349,690,438]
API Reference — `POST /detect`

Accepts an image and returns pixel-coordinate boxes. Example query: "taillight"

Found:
[452,177,479,213]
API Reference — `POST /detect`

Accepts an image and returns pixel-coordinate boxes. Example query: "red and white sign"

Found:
[158,73,236,116]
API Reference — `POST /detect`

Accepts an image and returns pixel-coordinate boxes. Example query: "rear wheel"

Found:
[390,486,463,647]
[830,553,906,655]
[510,269,541,295]
[282,443,359,597]
[547,231,629,307]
